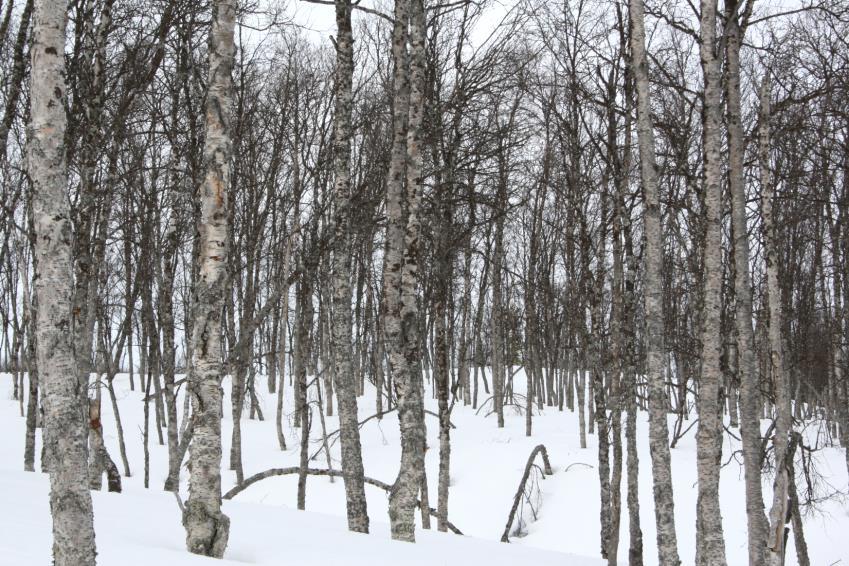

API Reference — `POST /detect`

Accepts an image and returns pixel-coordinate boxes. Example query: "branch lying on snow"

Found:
[563,462,593,472]
[223,466,391,499]
[223,466,463,535]
[474,396,495,415]
[501,444,553,543]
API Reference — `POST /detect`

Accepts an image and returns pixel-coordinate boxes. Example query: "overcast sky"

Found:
[247,0,812,55]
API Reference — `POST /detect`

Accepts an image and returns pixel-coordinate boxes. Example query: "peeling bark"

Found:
[183,0,237,557]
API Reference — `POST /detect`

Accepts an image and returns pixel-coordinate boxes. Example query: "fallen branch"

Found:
[223,466,463,535]
[474,396,494,415]
[501,444,553,543]
[563,462,593,472]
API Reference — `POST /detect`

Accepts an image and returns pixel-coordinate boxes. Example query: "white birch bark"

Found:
[382,0,412,540]
[382,0,428,542]
[183,0,236,556]
[725,5,768,564]
[332,0,369,534]
[393,0,428,541]
[628,1,680,563]
[695,1,728,563]
[29,1,97,563]
[491,208,505,429]
[759,75,793,566]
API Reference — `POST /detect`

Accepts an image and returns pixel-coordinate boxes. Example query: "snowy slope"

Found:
[0,371,846,565]
[0,467,602,566]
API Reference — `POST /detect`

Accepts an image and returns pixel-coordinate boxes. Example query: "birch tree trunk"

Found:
[29,0,97,563]
[695,1,728,563]
[832,222,849,487]
[381,0,412,538]
[591,196,611,560]
[617,58,643,565]
[22,247,39,472]
[434,202,453,532]
[277,234,292,451]
[759,75,793,566]
[331,0,369,534]
[457,234,474,406]
[87,393,121,493]
[395,0,428,541]
[161,144,185,492]
[183,0,236,556]
[491,193,506,429]
[609,101,627,563]
[380,0,410,434]
[382,0,428,542]
[295,269,313,511]
[842,205,849,486]
[629,1,680,564]
[724,5,767,564]
[577,367,587,448]
[0,0,32,162]
[380,0,410,435]
[72,0,114,416]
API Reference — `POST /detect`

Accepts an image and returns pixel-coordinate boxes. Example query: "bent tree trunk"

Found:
[88,395,122,493]
[29,0,97,563]
[500,444,553,542]
[183,0,236,557]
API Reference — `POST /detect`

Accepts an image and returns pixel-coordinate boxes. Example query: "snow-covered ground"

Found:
[0,371,846,565]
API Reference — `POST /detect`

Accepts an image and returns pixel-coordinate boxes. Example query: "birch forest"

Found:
[1,0,848,565]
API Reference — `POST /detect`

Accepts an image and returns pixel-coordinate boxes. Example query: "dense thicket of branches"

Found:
[1,0,848,564]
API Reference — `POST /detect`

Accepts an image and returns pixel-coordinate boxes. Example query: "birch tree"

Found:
[759,73,793,566]
[183,0,237,557]
[382,0,429,542]
[628,0,680,563]
[724,3,768,564]
[29,0,97,563]
[695,0,729,562]
[331,0,369,534]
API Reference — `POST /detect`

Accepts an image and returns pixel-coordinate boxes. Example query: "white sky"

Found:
[274,0,811,51]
